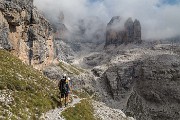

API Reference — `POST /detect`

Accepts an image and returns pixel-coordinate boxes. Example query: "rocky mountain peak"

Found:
[108,16,121,26]
[125,17,133,25]
[124,17,134,43]
[105,16,142,46]
[134,19,140,25]
[133,19,141,43]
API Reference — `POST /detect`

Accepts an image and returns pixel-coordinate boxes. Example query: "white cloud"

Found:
[34,0,180,40]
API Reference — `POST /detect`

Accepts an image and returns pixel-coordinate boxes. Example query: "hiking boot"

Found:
[65,103,68,107]
[59,102,62,108]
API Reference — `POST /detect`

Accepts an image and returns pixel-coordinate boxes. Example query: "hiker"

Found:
[58,74,71,107]
[58,74,66,105]
[66,77,72,105]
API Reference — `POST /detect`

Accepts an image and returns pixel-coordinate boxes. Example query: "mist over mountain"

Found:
[34,0,180,40]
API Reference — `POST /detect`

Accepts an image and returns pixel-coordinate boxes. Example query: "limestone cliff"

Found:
[99,52,180,120]
[105,16,142,46]
[126,54,180,120]
[0,0,54,70]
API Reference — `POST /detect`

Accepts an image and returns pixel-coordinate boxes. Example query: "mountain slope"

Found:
[0,50,59,119]
[82,43,180,120]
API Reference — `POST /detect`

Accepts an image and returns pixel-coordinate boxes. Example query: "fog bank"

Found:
[34,0,180,40]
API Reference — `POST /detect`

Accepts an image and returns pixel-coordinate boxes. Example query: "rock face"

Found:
[0,0,54,69]
[133,19,141,42]
[102,62,136,100]
[101,53,180,120]
[105,16,142,46]
[126,54,180,120]
[53,22,74,62]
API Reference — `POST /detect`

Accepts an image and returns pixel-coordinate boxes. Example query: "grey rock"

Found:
[93,100,135,120]
[108,16,122,26]
[105,17,142,46]
[83,53,107,67]
[101,62,137,101]
[91,67,104,77]
[0,0,54,67]
[54,40,75,62]
[105,16,126,46]
[133,19,141,43]
[126,54,180,120]
[0,26,12,50]
[124,18,134,43]
[43,65,64,80]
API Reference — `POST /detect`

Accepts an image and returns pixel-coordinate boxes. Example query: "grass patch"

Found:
[72,90,90,99]
[58,62,71,74]
[58,61,84,75]
[61,99,96,120]
[70,64,85,73]
[0,50,59,119]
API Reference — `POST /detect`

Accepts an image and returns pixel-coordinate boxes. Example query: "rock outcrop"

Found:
[133,19,141,43]
[126,54,180,120]
[105,16,142,46]
[100,53,180,120]
[102,62,136,100]
[53,22,74,62]
[93,100,135,120]
[0,0,54,69]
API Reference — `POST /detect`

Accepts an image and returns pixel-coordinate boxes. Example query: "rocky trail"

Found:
[93,101,134,120]
[40,94,81,120]
[39,92,135,120]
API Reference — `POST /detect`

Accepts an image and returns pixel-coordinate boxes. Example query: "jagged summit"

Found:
[108,16,122,25]
[124,17,134,43]
[133,19,141,42]
[105,16,142,46]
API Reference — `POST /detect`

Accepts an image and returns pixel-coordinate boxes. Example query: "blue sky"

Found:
[162,0,180,5]
[89,0,102,2]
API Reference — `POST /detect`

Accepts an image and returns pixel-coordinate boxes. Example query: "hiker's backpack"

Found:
[59,78,69,93]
